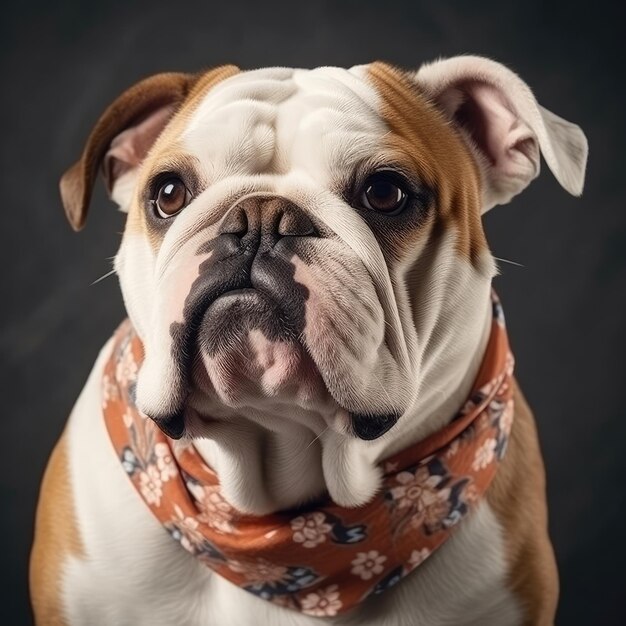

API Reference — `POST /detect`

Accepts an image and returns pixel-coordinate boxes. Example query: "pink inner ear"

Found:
[452,82,539,181]
[103,105,175,193]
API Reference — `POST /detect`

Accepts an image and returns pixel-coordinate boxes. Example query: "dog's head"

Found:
[62,57,586,507]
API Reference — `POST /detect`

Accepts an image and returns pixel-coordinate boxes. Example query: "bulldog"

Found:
[30,56,587,626]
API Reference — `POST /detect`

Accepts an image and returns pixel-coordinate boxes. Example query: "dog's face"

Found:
[62,57,586,505]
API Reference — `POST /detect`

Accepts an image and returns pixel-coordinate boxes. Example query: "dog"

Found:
[30,56,587,626]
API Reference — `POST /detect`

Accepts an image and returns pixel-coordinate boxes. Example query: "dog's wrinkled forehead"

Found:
[178,66,384,179]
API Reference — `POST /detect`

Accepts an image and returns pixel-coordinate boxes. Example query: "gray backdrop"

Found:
[1,1,624,624]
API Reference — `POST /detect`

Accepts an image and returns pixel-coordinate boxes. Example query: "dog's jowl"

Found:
[31,56,587,626]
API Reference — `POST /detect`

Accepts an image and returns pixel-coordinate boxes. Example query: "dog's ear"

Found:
[60,66,238,231]
[414,55,588,212]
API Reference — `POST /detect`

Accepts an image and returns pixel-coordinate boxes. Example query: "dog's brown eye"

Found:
[154,177,189,218]
[361,173,408,214]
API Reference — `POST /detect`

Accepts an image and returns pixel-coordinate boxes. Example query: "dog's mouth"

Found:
[198,287,303,354]
[139,239,405,443]
[155,280,328,429]
[149,284,399,442]
[191,287,327,402]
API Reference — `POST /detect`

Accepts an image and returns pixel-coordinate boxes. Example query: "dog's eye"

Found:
[154,177,190,218]
[360,173,408,214]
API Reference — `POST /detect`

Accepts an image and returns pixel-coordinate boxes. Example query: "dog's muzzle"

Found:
[149,196,319,438]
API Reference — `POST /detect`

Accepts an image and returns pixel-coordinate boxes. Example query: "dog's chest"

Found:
[60,344,522,626]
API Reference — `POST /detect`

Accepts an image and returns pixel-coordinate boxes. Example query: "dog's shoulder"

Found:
[486,379,559,625]
[30,428,84,625]
[30,338,114,625]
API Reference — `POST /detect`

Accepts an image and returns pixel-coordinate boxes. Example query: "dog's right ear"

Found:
[59,66,239,231]
[413,56,588,212]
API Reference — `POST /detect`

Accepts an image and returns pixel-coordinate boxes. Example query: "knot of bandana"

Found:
[102,295,514,616]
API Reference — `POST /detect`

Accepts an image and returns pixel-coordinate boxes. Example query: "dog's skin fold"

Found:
[31,56,587,625]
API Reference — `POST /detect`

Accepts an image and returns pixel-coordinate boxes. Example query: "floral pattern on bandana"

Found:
[385,457,471,536]
[291,512,332,548]
[300,584,343,616]
[102,292,515,616]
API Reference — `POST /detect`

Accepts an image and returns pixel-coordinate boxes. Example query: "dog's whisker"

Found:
[305,425,329,450]
[493,256,525,268]
[372,372,395,409]
[91,269,117,285]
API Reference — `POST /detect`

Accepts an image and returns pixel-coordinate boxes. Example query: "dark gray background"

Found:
[1,1,624,624]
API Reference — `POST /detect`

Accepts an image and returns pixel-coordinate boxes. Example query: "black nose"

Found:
[218,197,318,250]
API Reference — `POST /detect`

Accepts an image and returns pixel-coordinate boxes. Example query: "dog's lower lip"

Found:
[211,287,272,304]
[199,287,278,325]
[350,413,400,440]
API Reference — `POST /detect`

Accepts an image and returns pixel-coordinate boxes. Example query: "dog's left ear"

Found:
[59,65,239,231]
[414,55,588,212]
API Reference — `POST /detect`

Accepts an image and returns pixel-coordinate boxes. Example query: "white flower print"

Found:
[139,465,163,506]
[505,354,515,376]
[445,439,460,459]
[472,437,497,471]
[228,558,289,584]
[116,342,138,385]
[171,504,202,552]
[479,379,497,399]
[391,467,445,510]
[301,584,342,616]
[122,410,134,429]
[101,374,118,408]
[464,483,479,505]
[475,411,490,432]
[408,548,430,570]
[350,550,387,580]
[499,400,514,436]
[154,442,178,482]
[290,512,332,548]
[390,467,452,531]
[188,482,235,533]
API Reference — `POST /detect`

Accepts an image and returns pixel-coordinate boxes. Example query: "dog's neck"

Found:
[192,260,494,516]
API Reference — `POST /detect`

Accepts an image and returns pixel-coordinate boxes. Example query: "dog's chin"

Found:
[189,289,330,409]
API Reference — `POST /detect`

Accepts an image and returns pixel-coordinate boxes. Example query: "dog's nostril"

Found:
[350,413,400,440]
[277,208,317,237]
[220,207,248,237]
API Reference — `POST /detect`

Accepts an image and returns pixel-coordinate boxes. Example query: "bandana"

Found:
[102,295,514,617]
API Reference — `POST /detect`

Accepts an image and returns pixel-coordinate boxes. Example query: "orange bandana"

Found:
[103,295,514,616]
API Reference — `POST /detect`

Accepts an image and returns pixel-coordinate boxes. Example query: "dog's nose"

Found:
[218,197,318,249]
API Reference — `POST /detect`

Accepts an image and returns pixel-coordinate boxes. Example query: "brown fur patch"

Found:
[487,380,559,625]
[30,432,84,625]
[367,62,488,267]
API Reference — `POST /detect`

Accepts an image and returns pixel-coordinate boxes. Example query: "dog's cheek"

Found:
[291,253,384,376]
[115,234,159,341]
[165,251,214,325]
[110,171,137,210]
